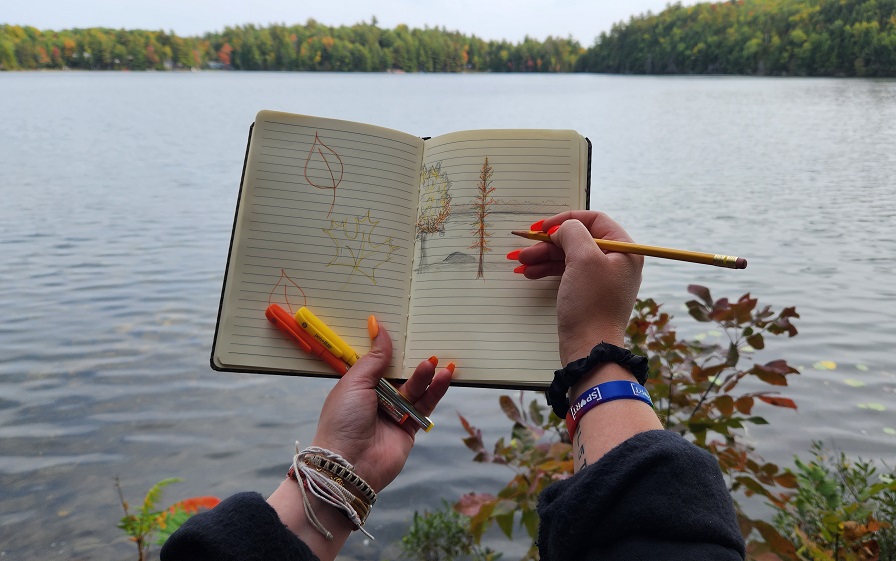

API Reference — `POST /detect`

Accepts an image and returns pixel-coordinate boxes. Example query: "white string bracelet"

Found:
[289,443,375,540]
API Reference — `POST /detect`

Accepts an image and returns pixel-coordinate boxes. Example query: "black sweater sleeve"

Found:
[537,430,745,561]
[160,492,319,561]
[162,431,744,561]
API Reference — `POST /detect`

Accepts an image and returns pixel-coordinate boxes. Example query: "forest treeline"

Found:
[0,18,582,73]
[576,0,896,76]
[2,0,896,76]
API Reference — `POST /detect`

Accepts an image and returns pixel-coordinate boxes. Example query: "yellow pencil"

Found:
[511,230,748,269]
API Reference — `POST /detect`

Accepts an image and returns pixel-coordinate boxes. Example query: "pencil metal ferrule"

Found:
[713,254,738,269]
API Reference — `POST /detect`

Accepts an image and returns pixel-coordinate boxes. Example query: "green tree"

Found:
[577,0,896,76]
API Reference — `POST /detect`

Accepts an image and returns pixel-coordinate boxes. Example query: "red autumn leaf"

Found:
[714,395,735,416]
[168,496,220,514]
[757,395,797,409]
[735,396,755,414]
[774,472,799,489]
[747,333,765,350]
[499,395,523,425]
[458,413,489,460]
[753,520,798,558]
[458,413,476,436]
[687,284,713,307]
[455,492,497,517]
[752,363,789,386]
[692,362,727,384]
[733,294,758,323]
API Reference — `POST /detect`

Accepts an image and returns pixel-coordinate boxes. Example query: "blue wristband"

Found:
[565,380,653,438]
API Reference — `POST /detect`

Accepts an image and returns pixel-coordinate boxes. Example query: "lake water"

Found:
[1,72,895,559]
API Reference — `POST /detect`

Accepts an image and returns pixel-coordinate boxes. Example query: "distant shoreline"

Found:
[2,68,882,79]
[5,0,896,78]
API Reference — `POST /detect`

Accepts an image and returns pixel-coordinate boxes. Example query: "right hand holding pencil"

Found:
[511,211,643,365]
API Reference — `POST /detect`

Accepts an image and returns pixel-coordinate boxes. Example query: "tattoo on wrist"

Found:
[574,427,587,470]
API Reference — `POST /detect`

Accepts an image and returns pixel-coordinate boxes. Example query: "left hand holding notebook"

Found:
[310,318,452,493]
[266,319,452,560]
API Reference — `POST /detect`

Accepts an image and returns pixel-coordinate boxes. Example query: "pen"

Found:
[265,304,410,426]
[295,306,434,432]
[511,230,747,269]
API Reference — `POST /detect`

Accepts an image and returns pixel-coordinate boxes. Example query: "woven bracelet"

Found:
[303,454,377,506]
[565,380,653,439]
[287,465,372,524]
[287,445,376,539]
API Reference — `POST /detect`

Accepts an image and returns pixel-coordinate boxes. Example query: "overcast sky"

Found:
[5,0,684,45]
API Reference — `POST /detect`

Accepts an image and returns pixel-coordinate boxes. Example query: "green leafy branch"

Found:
[115,477,220,561]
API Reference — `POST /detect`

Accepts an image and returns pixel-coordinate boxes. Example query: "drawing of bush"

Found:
[416,162,452,273]
[469,157,496,279]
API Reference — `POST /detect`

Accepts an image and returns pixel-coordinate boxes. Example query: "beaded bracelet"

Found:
[565,380,654,439]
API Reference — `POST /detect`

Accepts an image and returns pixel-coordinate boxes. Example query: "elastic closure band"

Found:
[565,381,653,439]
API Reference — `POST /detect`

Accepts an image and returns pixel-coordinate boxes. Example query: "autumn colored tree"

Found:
[416,162,452,273]
[469,157,496,280]
[0,22,585,73]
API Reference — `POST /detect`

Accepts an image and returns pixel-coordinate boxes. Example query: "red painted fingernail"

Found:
[428,356,439,366]
[513,265,527,274]
[446,362,456,373]
[506,249,521,260]
[368,315,379,339]
[547,225,560,235]
[530,219,546,231]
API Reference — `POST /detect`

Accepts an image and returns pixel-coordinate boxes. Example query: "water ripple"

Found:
[1,73,895,559]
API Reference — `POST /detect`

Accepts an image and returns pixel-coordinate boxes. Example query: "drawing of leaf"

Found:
[268,269,307,313]
[304,132,344,217]
[323,211,399,285]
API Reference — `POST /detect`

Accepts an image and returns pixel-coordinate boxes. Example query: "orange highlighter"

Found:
[264,304,410,426]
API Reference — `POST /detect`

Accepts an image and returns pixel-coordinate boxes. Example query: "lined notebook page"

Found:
[214,111,423,375]
[404,129,588,387]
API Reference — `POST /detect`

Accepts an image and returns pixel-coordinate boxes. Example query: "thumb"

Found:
[344,316,393,388]
[551,219,600,265]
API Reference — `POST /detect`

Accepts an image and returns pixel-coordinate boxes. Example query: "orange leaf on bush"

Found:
[455,492,497,517]
[758,395,797,409]
[168,496,220,514]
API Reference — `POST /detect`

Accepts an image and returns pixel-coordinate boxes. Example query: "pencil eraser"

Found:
[735,258,747,269]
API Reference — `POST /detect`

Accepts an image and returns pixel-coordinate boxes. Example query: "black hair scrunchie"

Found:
[546,342,648,419]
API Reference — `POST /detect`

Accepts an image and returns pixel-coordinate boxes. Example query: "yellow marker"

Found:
[294,310,343,358]
[295,306,433,432]
[296,307,361,365]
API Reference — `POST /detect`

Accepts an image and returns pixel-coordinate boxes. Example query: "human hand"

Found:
[512,211,643,364]
[311,316,453,493]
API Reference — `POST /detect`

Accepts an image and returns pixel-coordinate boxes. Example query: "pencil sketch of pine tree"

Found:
[469,157,496,280]
[415,162,452,273]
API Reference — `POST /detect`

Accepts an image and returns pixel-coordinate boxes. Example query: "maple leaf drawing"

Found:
[322,211,399,285]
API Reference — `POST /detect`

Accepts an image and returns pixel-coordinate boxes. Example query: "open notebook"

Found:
[211,111,590,389]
